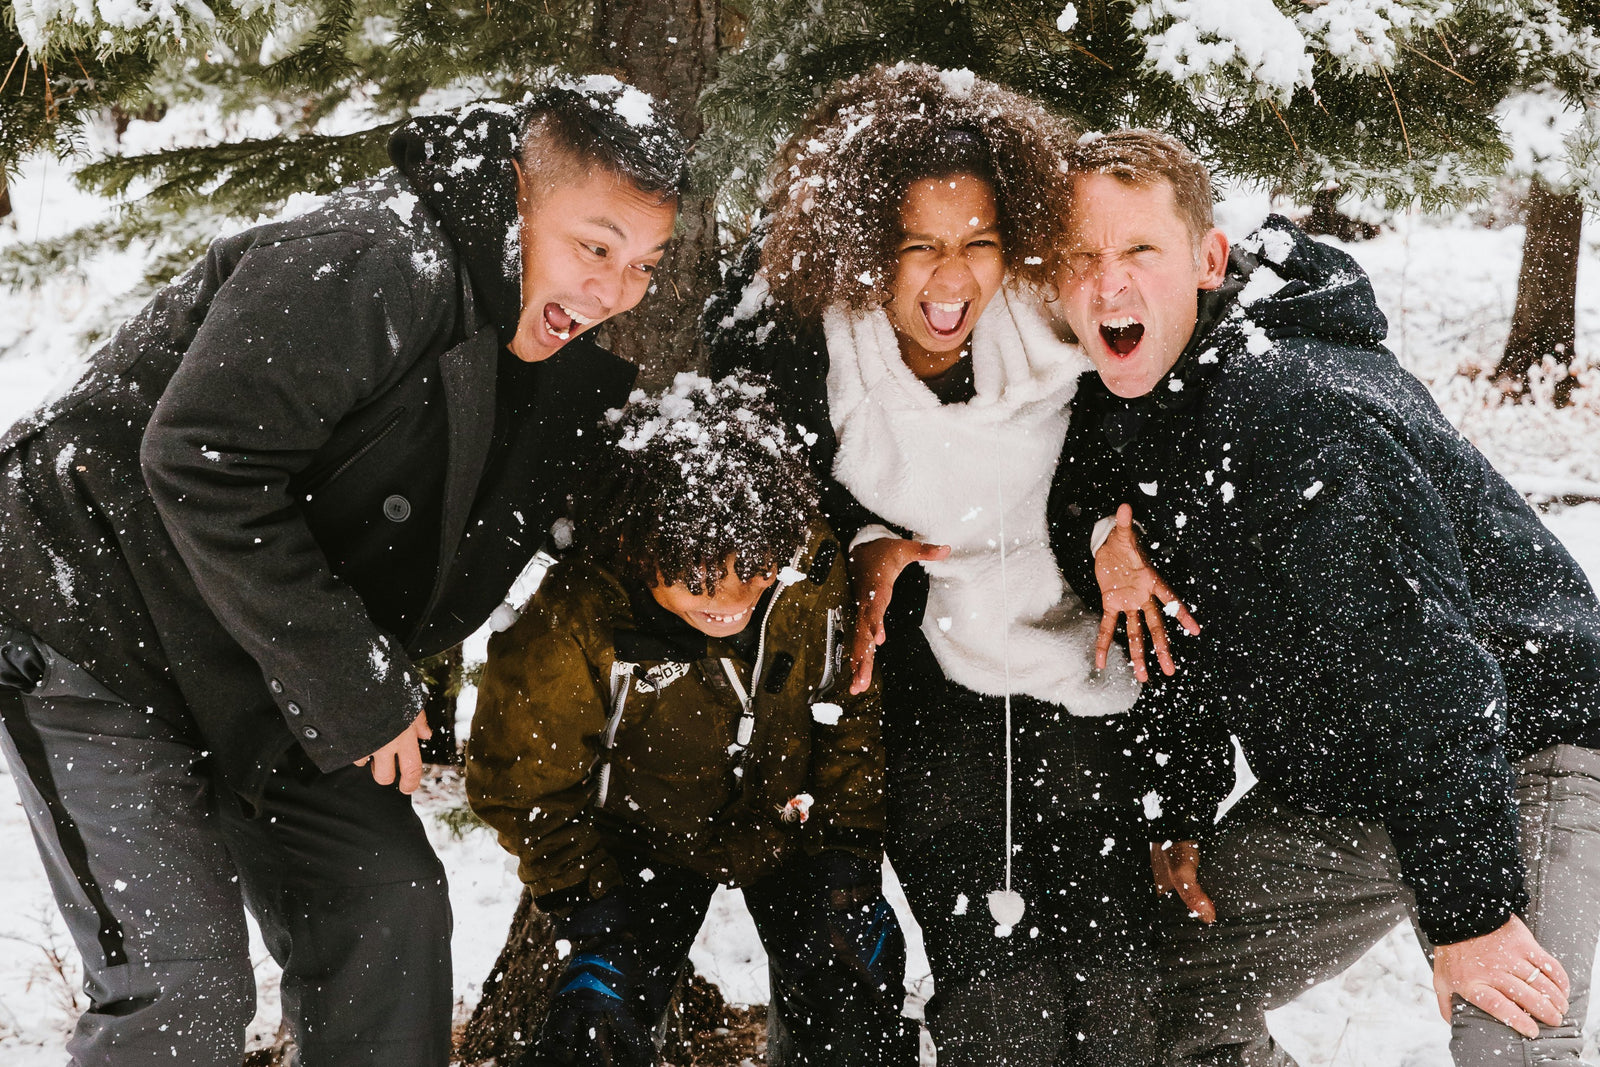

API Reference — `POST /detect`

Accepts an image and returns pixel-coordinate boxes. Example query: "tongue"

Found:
[1102,323,1144,355]
[924,303,965,334]
[544,303,574,334]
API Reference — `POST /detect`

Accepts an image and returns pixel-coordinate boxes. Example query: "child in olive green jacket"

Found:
[466,373,915,1067]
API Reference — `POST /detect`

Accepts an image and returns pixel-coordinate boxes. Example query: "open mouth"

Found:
[1099,316,1145,356]
[542,302,596,343]
[921,300,971,340]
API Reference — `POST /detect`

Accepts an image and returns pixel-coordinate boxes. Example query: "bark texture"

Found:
[1495,176,1583,407]
[593,0,723,388]
[457,888,563,1064]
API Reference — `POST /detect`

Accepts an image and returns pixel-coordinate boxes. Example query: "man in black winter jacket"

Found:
[0,80,683,1066]
[1048,130,1600,1065]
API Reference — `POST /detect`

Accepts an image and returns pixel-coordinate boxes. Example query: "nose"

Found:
[1093,257,1131,303]
[584,262,629,316]
[927,251,976,293]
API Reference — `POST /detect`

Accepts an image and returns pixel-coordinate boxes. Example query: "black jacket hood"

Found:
[388,102,528,345]
[1222,213,1389,350]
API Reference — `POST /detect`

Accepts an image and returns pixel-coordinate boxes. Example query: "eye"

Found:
[584,242,608,258]
[1130,244,1157,255]
[633,261,657,275]
[899,242,934,254]
[969,238,999,249]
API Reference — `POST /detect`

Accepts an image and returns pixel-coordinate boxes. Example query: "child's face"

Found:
[649,556,778,638]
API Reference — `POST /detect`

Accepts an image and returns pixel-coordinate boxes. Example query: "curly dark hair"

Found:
[583,373,820,595]
[761,63,1080,321]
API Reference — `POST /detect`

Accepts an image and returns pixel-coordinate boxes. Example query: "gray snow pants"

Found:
[0,634,453,1066]
[1159,743,1600,1066]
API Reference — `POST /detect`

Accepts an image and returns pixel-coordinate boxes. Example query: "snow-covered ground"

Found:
[2,126,1600,1063]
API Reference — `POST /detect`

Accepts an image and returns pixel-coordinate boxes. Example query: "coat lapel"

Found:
[435,328,500,585]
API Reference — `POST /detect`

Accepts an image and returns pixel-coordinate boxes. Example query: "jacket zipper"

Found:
[308,409,405,492]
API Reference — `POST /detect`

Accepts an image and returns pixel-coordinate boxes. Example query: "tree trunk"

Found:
[593,0,723,388]
[457,888,563,1065]
[417,645,462,765]
[0,171,10,221]
[1495,176,1583,407]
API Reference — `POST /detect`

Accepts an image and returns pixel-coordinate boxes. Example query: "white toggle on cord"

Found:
[987,442,1026,937]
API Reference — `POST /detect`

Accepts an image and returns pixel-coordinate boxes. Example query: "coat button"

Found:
[269,679,283,694]
[302,726,319,740]
[286,702,301,716]
[383,495,412,522]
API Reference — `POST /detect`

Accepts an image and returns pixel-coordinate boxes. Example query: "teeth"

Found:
[703,607,751,624]
[928,301,967,312]
[1103,316,1140,329]
[560,304,594,326]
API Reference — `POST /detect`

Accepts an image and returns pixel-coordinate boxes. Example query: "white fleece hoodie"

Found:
[824,288,1140,716]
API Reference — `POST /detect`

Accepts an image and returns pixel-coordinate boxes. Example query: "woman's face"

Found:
[885,173,1005,379]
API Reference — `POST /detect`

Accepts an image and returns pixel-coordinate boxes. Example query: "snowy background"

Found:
[2,103,1600,1064]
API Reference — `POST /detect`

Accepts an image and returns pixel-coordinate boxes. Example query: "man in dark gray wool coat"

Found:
[1048,130,1600,1066]
[0,78,684,1066]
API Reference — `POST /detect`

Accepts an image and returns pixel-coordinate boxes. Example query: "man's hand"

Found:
[1150,839,1216,923]
[354,710,433,794]
[1096,504,1200,681]
[1431,914,1569,1039]
[847,536,950,694]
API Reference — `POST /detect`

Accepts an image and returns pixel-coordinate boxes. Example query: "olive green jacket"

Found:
[466,527,885,901]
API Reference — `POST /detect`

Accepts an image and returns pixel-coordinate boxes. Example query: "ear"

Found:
[1197,228,1229,291]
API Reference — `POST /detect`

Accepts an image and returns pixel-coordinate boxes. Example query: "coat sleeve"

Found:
[465,590,623,902]
[801,554,888,855]
[141,231,444,767]
[1234,387,1525,945]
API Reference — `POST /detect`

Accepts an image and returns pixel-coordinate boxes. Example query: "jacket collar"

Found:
[389,103,527,346]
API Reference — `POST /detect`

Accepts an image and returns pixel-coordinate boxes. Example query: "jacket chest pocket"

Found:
[298,408,408,497]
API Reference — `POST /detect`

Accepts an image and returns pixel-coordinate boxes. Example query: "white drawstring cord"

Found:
[988,443,1026,935]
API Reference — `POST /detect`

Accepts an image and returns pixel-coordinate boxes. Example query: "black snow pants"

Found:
[523,855,919,1067]
[0,626,453,1067]
[882,652,1161,1067]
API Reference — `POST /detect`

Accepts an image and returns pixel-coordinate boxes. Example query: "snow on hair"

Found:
[584,372,820,596]
[761,62,1079,322]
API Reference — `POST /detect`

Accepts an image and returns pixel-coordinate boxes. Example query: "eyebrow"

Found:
[581,216,671,252]
[900,222,1002,241]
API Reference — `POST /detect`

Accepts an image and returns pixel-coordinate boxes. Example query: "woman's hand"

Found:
[1096,504,1199,681]
[1432,915,1569,1039]
[848,536,950,694]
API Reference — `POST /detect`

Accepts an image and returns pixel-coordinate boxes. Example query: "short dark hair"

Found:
[1066,130,1216,241]
[519,77,689,204]
[583,372,819,596]
[762,63,1079,321]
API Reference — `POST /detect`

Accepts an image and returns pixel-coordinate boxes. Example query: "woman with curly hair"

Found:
[707,64,1184,1065]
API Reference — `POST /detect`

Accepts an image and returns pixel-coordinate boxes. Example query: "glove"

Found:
[519,954,655,1067]
[810,849,907,997]
[521,892,654,1067]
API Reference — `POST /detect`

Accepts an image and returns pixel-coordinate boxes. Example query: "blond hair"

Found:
[1066,130,1216,241]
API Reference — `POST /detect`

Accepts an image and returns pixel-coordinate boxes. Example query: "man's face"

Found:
[509,161,678,362]
[1057,173,1228,398]
[885,173,1006,378]
[649,556,778,638]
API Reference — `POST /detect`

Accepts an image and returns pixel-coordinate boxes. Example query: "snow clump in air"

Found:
[1057,4,1078,32]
